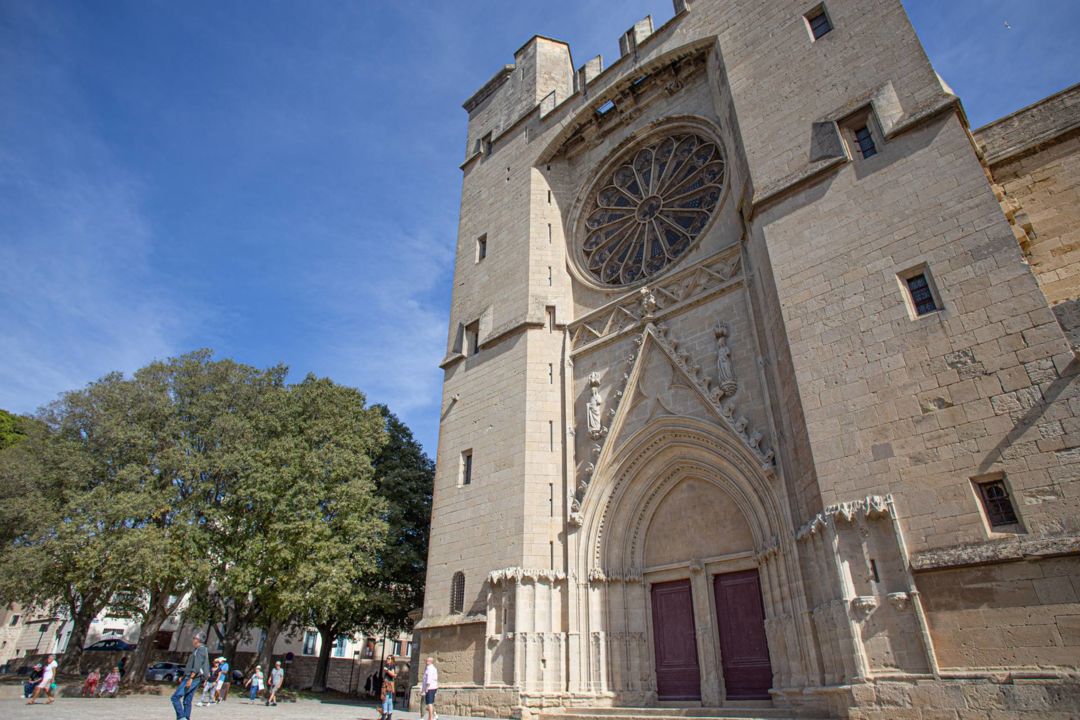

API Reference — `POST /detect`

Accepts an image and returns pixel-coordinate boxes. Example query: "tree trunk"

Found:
[256,617,283,673]
[58,606,95,674]
[311,623,336,692]
[125,590,171,686]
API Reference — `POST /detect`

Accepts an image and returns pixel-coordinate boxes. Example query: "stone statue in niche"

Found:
[586,372,607,439]
[714,322,738,397]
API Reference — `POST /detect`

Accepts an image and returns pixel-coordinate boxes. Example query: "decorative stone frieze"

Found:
[796,495,893,541]
[487,567,567,586]
[568,249,742,354]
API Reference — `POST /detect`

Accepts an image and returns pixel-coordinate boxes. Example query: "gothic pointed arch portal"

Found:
[567,417,813,705]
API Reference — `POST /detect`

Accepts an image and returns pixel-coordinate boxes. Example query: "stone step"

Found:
[540,710,801,720]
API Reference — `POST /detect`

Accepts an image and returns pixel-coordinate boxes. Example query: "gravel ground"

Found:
[2,693,467,720]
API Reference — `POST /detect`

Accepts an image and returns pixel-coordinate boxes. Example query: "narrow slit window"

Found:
[854,125,877,158]
[806,5,832,39]
[546,306,556,332]
[461,449,473,486]
[549,420,554,451]
[465,320,480,355]
[548,266,553,286]
[547,223,552,243]
[548,363,553,384]
[975,478,1019,528]
[476,234,487,262]
[549,483,554,517]
[547,190,552,204]
[450,572,465,614]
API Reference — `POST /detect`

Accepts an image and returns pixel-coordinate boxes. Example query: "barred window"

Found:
[450,572,465,614]
[854,126,877,158]
[976,479,1019,528]
[905,273,937,315]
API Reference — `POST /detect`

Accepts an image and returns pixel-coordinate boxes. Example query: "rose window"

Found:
[581,132,725,286]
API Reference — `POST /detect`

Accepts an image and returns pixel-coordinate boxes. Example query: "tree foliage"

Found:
[0,351,430,690]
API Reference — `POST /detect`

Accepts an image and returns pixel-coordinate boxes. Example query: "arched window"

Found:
[450,572,465,614]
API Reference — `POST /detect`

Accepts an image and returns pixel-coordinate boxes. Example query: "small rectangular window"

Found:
[975,477,1020,529]
[805,4,832,39]
[547,190,552,204]
[480,132,493,157]
[461,449,473,486]
[302,630,318,656]
[546,306,556,332]
[898,264,942,318]
[333,634,348,658]
[476,234,487,262]
[854,125,877,158]
[465,320,480,355]
[906,273,938,315]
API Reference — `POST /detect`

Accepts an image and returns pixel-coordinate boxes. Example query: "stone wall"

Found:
[977,83,1080,349]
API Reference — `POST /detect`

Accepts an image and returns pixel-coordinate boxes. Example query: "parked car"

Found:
[145,661,185,682]
[84,638,137,652]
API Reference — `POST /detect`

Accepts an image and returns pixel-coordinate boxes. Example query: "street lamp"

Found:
[349,649,361,695]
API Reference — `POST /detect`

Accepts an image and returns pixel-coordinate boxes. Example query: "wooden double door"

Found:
[650,569,772,702]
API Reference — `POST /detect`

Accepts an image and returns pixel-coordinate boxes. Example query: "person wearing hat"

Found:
[23,663,42,699]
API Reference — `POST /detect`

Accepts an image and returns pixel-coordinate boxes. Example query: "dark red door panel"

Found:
[650,579,701,700]
[714,569,772,700]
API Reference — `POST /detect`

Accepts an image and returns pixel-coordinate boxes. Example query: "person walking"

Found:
[171,633,209,720]
[266,660,284,706]
[27,653,57,705]
[421,657,438,720]
[245,665,264,703]
[379,655,397,720]
[196,658,219,706]
[217,657,232,701]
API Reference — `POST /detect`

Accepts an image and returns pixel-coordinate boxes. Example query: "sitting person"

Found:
[82,668,100,697]
[23,664,42,699]
[100,666,121,697]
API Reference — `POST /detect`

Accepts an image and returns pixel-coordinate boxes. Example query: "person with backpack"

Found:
[379,655,397,720]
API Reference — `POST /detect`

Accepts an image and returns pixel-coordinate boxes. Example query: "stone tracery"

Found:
[581,132,726,285]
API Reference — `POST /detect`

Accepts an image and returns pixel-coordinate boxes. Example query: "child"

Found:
[245,665,264,703]
[82,668,100,697]
[100,666,121,697]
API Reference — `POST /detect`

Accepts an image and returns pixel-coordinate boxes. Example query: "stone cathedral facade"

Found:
[414,2,1080,718]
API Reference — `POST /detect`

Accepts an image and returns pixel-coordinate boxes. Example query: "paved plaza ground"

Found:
[1,694,474,720]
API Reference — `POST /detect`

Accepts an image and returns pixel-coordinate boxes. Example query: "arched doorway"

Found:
[571,418,806,706]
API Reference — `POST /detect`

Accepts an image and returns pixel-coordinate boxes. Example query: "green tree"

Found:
[0,375,160,673]
[0,409,31,450]
[360,406,433,633]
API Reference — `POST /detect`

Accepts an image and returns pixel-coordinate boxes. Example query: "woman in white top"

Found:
[27,654,58,705]
[245,665,264,703]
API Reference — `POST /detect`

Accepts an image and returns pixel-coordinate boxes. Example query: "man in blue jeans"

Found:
[172,633,210,720]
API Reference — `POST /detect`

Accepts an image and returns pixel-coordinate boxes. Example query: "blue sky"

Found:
[1,1,1078,455]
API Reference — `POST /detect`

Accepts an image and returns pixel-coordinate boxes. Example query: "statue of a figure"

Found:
[639,287,657,318]
[714,322,738,397]
[586,372,606,439]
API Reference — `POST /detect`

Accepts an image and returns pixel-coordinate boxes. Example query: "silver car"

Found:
[145,661,185,682]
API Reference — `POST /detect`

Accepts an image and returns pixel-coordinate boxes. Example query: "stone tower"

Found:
[415,2,1080,718]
